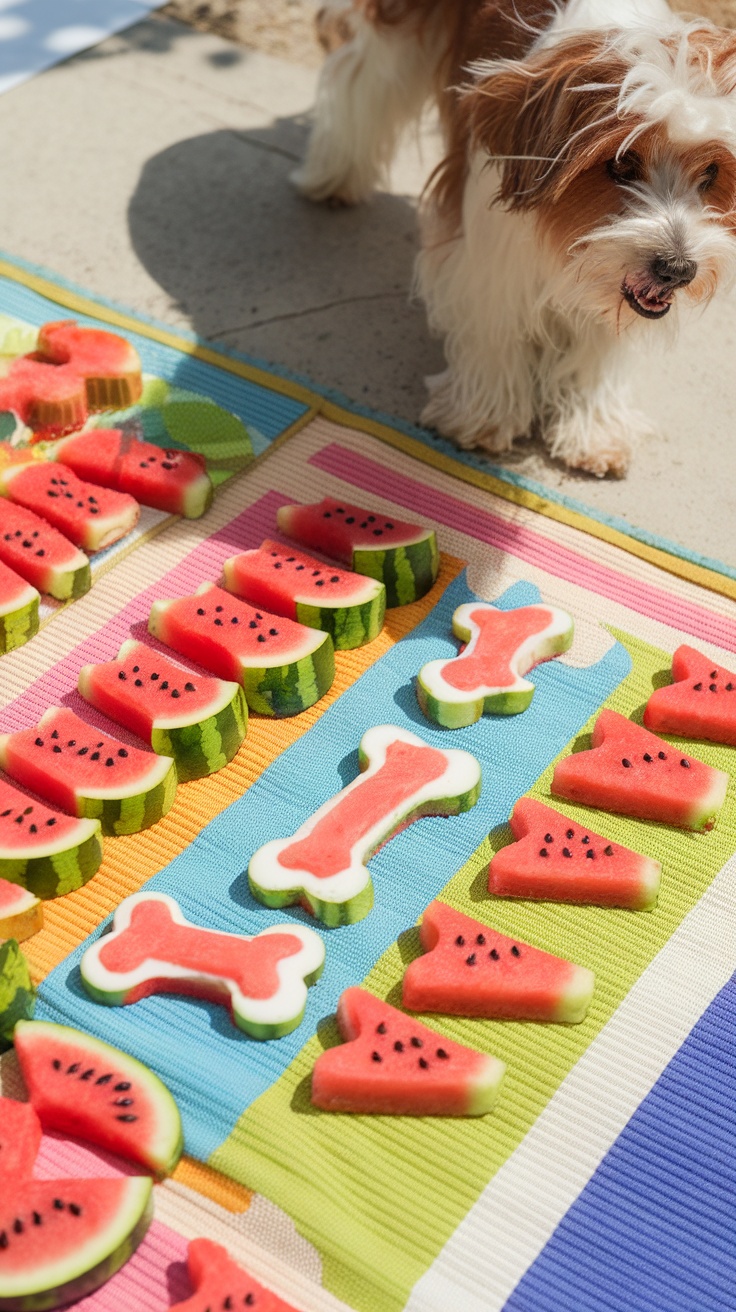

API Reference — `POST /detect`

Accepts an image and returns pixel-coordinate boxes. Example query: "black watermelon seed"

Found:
[693,682,702,690]
[410,1036,423,1048]
[539,847,548,857]
[455,935,465,946]
[77,747,88,756]
[269,628,278,636]
[489,948,499,961]
[184,683,195,692]
[643,753,653,762]
[197,608,205,616]
[69,1204,82,1217]
[90,752,100,762]
[67,741,76,748]
[246,1295,256,1306]
[114,1082,131,1091]
[727,683,734,691]
[249,620,257,628]
[371,1051,381,1062]
[346,516,354,524]
[436,1049,448,1060]
[105,758,114,767]
[35,737,43,746]
[373,529,382,536]
[214,618,223,626]
[659,751,666,760]
[562,848,572,858]
[581,835,590,844]
[323,511,331,518]
[418,1057,429,1069]
[466,953,476,966]
[132,666,139,673]
[215,606,223,613]
[274,562,282,569]
[51,730,58,740]
[0,1233,6,1249]
[376,1022,387,1034]
[231,616,239,624]
[566,828,574,839]
[53,1199,64,1210]
[118,671,126,681]
[476,934,485,946]
[586,849,595,859]
[116,1114,138,1123]
[114,1098,134,1107]
[46,818,56,827]
[295,564,304,571]
[544,833,553,844]
[622,759,632,768]
[385,523,394,529]
[32,1212,42,1226]
[52,1059,61,1070]
[315,579,324,587]
[257,634,266,642]
[161,682,168,690]
[36,548,45,556]
[604,845,614,856]
[681,759,690,768]
[711,671,718,679]
[67,1063,80,1074]
[151,673,159,681]
[511,946,521,958]
[95,1074,113,1085]
[171,689,180,699]
[710,683,718,692]
[330,575,340,582]
[368,516,375,522]
[287,557,295,562]
[118,749,128,758]
[134,679,142,688]
[80,1069,95,1081]
[13,1219,23,1234]
[29,824,37,834]
[394,1041,404,1053]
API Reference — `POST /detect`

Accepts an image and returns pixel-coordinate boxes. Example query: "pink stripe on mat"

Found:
[74,1217,189,1311]
[0,490,290,732]
[310,443,736,652]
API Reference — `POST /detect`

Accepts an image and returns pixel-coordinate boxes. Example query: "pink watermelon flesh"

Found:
[0,879,42,942]
[644,644,736,747]
[0,1174,152,1310]
[445,607,558,691]
[14,1020,183,1178]
[552,708,729,831]
[1,462,139,553]
[0,560,38,615]
[52,428,214,520]
[0,1098,41,1177]
[0,775,97,858]
[488,796,662,910]
[0,501,90,599]
[0,319,143,437]
[402,899,595,1022]
[311,987,505,1116]
[223,537,383,616]
[278,497,431,562]
[171,1238,299,1312]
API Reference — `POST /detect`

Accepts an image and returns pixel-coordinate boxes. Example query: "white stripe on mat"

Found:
[404,853,736,1312]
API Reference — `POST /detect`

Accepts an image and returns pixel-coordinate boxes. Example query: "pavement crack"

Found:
[210,291,407,335]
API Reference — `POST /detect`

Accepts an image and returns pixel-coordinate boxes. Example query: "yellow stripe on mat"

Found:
[1,257,732,606]
[22,554,464,985]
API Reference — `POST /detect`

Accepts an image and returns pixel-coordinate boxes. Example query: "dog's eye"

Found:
[698,162,719,192]
[606,153,643,185]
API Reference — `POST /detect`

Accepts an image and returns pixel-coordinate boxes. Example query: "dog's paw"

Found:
[567,440,632,478]
[545,407,649,479]
[421,373,525,453]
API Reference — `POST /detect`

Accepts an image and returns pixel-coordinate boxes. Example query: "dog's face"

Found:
[465,22,736,326]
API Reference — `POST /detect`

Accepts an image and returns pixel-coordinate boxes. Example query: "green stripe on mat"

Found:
[211,628,736,1312]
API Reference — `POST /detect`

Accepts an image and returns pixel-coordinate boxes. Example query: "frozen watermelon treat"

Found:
[552,709,729,831]
[0,461,139,553]
[417,601,574,727]
[51,427,214,520]
[0,501,91,600]
[0,775,102,898]
[644,644,736,747]
[277,496,439,607]
[0,559,39,655]
[0,880,43,942]
[248,724,482,926]
[148,582,335,718]
[170,1238,299,1312]
[489,796,662,910]
[81,891,325,1040]
[0,706,177,837]
[312,987,505,1116]
[223,537,386,650]
[78,639,247,782]
[402,900,594,1022]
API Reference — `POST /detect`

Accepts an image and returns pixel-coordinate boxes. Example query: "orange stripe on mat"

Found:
[24,554,464,984]
[172,1156,253,1212]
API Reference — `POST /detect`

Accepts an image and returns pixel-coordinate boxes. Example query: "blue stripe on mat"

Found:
[504,971,736,1312]
[35,576,630,1160]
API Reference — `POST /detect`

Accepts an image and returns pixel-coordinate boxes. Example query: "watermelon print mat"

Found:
[1,253,735,1312]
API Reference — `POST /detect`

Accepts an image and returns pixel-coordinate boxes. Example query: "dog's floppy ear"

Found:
[465,33,631,210]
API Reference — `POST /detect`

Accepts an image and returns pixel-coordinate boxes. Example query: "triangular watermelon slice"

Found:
[644,644,736,747]
[311,987,505,1116]
[552,709,729,831]
[170,1238,299,1312]
[402,900,595,1022]
[0,461,139,553]
[0,1097,42,1178]
[488,796,662,909]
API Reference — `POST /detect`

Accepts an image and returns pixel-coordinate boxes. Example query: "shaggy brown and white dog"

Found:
[294,0,736,475]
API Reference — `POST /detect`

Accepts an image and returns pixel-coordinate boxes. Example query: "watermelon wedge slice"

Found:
[223,537,386,650]
[552,709,729,831]
[0,319,143,438]
[0,706,177,837]
[0,940,35,1048]
[80,891,325,1040]
[402,899,595,1022]
[248,724,482,927]
[148,582,335,718]
[0,560,38,654]
[171,1238,299,1312]
[277,497,439,607]
[0,777,102,898]
[14,1019,183,1178]
[0,880,42,943]
[0,1098,41,1177]
[417,601,575,728]
[0,461,139,553]
[644,644,736,747]
[78,639,248,782]
[0,501,90,600]
[311,987,505,1116]
[0,1175,152,1311]
[488,796,662,910]
[50,428,214,520]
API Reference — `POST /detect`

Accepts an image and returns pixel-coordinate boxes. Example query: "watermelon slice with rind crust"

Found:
[78,639,248,782]
[0,1175,152,1311]
[0,880,42,943]
[0,461,139,553]
[80,891,325,1040]
[148,582,335,718]
[0,560,38,655]
[552,708,729,831]
[223,537,386,650]
[311,987,505,1116]
[417,602,574,728]
[644,644,736,747]
[277,496,439,607]
[0,501,90,600]
[402,899,595,1022]
[0,1097,41,1177]
[248,724,482,927]
[488,796,662,910]
[171,1238,299,1312]
[0,777,102,899]
[0,706,177,837]
[51,427,214,520]
[14,1019,183,1178]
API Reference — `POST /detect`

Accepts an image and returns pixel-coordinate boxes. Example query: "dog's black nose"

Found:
[650,255,698,289]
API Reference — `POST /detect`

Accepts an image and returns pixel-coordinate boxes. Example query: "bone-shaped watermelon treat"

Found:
[170,1238,299,1312]
[248,724,482,927]
[552,709,729,831]
[644,644,736,747]
[417,601,574,728]
[80,891,326,1040]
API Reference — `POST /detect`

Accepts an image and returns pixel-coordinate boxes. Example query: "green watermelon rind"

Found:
[0,940,35,1050]
[240,636,335,717]
[293,594,384,651]
[149,684,248,780]
[0,826,102,900]
[352,533,439,609]
[0,1176,153,1311]
[0,577,39,655]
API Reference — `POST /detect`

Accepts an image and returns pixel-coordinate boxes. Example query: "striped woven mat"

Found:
[1,255,734,1312]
